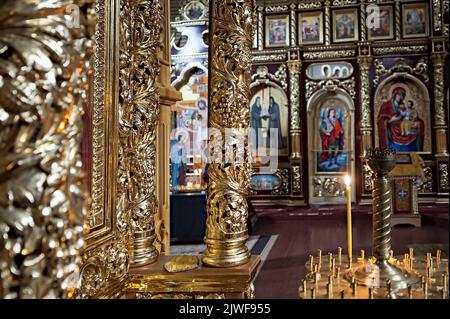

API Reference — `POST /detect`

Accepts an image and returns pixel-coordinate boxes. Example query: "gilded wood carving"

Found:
[75,0,131,299]
[0,0,88,298]
[202,0,256,268]
[118,0,162,266]
[358,56,372,131]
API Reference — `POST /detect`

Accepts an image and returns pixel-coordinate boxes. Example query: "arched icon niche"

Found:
[307,88,355,204]
[250,82,289,157]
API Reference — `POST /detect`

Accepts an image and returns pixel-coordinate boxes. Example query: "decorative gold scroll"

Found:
[118,0,163,266]
[202,0,256,268]
[0,0,88,298]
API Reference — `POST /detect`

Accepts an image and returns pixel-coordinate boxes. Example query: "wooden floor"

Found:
[252,211,449,299]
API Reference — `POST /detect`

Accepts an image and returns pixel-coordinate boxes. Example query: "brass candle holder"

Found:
[347,148,420,291]
[299,148,449,299]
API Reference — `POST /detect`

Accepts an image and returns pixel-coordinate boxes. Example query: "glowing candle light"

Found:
[344,174,352,268]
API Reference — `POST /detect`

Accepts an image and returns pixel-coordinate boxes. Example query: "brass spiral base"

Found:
[202,235,251,268]
[347,258,420,291]
[129,229,159,267]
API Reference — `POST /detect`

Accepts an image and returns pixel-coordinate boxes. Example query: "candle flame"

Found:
[344,175,351,187]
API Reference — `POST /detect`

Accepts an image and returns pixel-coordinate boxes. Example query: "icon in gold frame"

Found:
[368,5,394,40]
[332,8,359,43]
[265,14,290,48]
[402,3,429,38]
[298,11,324,45]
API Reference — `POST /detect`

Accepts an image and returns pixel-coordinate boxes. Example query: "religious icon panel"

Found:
[307,91,354,205]
[332,8,359,43]
[298,11,323,45]
[306,62,353,80]
[315,100,350,173]
[374,79,431,153]
[183,0,207,20]
[402,3,429,38]
[368,5,394,40]
[250,85,289,157]
[265,14,290,47]
[250,174,281,191]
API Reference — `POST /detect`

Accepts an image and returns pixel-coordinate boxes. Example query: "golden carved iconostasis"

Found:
[0,0,448,300]
[247,0,449,207]
[170,0,449,208]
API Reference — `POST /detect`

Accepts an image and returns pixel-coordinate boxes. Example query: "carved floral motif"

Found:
[439,163,449,192]
[272,169,290,195]
[416,167,433,193]
[312,178,345,198]
[0,0,88,298]
[305,78,356,100]
[203,0,256,267]
[292,166,302,194]
[118,0,163,265]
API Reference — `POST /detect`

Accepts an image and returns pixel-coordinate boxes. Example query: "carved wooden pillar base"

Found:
[435,128,448,156]
[290,132,301,159]
[203,234,251,268]
[361,130,373,156]
[129,230,159,267]
[125,255,261,299]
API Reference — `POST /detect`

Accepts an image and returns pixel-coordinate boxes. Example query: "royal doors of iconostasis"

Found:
[306,62,356,205]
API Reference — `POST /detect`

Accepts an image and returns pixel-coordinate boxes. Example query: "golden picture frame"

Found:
[402,2,429,38]
[332,8,359,43]
[298,11,324,45]
[368,5,394,40]
[265,14,290,48]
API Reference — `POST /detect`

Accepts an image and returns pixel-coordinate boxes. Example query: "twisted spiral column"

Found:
[371,173,392,261]
[351,148,421,291]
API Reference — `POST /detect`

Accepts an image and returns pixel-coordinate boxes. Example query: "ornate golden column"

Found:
[357,55,373,155]
[288,60,302,160]
[119,0,162,266]
[202,0,256,268]
[431,51,448,156]
[0,0,88,298]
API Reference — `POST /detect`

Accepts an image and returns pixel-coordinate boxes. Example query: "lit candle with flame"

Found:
[344,174,352,267]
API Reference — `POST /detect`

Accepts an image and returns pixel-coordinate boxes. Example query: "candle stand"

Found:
[299,148,449,299]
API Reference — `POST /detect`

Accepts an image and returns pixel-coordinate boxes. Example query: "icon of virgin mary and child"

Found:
[377,87,424,152]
